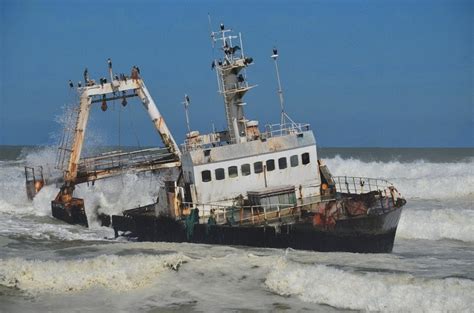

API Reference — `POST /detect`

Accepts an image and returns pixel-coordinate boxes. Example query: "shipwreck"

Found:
[26,23,406,253]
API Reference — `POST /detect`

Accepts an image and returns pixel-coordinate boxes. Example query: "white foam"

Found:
[325,156,474,200]
[0,253,189,294]
[397,207,474,242]
[0,215,114,241]
[22,146,58,169]
[0,150,172,224]
[265,258,474,312]
[0,165,30,209]
[72,169,177,226]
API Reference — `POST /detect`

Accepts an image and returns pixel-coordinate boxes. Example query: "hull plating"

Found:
[112,207,403,253]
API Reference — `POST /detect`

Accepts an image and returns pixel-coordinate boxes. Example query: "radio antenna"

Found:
[182,94,191,134]
[208,13,215,49]
[271,47,295,126]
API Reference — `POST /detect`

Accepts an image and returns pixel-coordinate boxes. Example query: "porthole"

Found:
[290,155,299,167]
[302,152,310,165]
[241,164,251,176]
[278,157,287,169]
[215,168,225,180]
[228,166,238,178]
[201,170,211,182]
[266,159,275,171]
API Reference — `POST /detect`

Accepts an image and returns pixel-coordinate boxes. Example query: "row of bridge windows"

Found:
[201,152,310,183]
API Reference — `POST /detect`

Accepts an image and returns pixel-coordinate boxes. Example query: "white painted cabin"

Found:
[181,127,321,213]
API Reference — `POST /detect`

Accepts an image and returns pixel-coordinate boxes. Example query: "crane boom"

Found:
[52,62,182,227]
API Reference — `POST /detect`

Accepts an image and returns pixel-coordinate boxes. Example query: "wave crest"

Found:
[397,207,474,242]
[0,253,188,293]
[325,156,474,199]
[265,258,474,312]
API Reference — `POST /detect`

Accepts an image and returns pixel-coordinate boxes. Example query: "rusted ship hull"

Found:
[111,206,403,253]
[52,198,89,227]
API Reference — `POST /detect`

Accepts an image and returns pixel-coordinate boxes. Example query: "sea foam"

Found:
[396,207,474,242]
[325,156,474,199]
[0,253,189,294]
[265,258,474,312]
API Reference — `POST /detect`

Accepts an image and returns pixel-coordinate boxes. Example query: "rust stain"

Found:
[158,117,163,129]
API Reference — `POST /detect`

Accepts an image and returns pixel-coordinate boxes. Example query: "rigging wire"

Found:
[113,97,125,187]
[126,99,142,149]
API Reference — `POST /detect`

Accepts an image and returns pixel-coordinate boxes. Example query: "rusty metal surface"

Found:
[180,131,320,208]
[185,130,316,165]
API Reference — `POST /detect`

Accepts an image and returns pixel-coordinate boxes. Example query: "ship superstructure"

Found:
[179,24,319,212]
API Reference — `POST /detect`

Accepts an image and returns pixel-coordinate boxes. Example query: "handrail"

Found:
[78,148,174,173]
[332,176,393,195]
[181,137,226,152]
[180,122,312,152]
[80,147,168,162]
[181,176,396,225]
[262,123,310,138]
[181,195,335,225]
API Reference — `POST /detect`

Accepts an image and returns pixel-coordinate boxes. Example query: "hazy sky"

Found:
[1,0,472,147]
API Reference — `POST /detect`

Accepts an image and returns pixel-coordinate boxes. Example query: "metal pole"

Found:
[239,32,245,58]
[271,48,285,126]
[183,94,191,134]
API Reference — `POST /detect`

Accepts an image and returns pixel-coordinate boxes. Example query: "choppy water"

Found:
[0,146,473,312]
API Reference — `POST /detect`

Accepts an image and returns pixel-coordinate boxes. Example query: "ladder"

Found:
[55,104,80,171]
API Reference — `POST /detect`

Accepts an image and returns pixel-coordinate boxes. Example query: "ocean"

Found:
[0,146,472,312]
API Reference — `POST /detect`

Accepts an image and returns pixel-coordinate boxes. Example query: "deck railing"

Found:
[262,123,311,138]
[182,195,335,226]
[78,147,174,174]
[185,202,297,225]
[180,136,224,152]
[180,122,311,152]
[332,176,393,195]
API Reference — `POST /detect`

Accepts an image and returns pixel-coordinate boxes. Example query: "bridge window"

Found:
[254,161,263,174]
[201,170,211,182]
[278,157,287,169]
[302,152,310,165]
[290,155,299,167]
[241,164,251,176]
[228,166,238,178]
[266,159,275,171]
[215,168,225,180]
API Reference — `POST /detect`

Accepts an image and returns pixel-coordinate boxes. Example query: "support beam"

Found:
[65,93,92,182]
[135,81,182,158]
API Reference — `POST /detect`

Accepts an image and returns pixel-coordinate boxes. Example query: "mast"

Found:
[271,48,285,126]
[183,94,191,134]
[271,47,296,128]
[211,23,255,144]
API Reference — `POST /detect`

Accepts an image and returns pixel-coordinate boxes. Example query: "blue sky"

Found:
[1,0,472,147]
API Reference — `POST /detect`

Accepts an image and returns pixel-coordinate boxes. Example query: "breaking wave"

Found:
[0,213,115,241]
[0,149,172,228]
[0,253,188,294]
[265,258,474,312]
[325,156,474,199]
[396,207,474,242]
